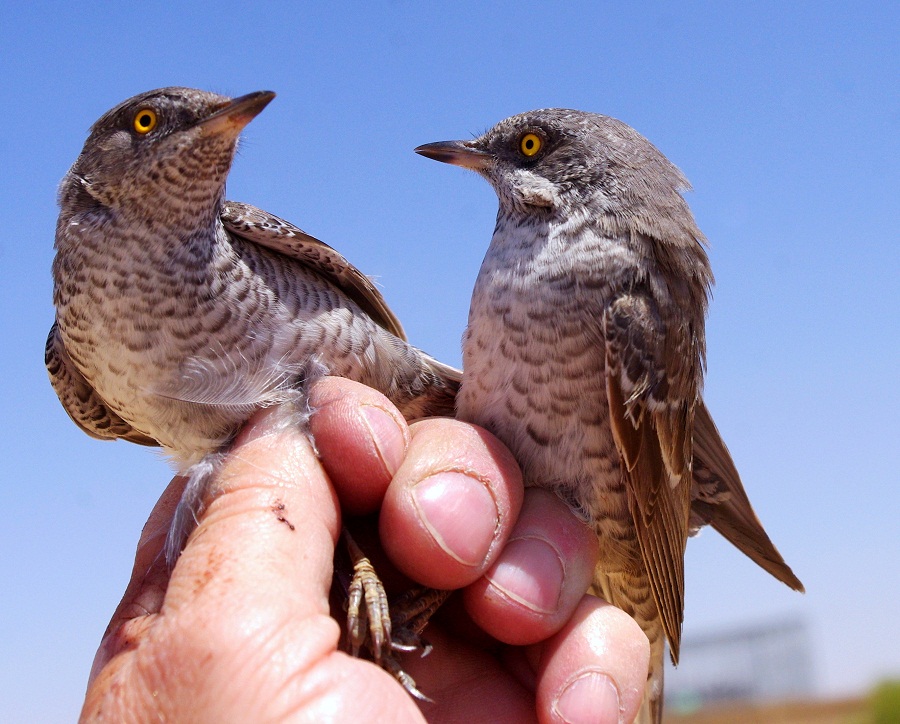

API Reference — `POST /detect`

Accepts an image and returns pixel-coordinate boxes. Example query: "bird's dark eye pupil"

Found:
[138,114,151,127]
[525,139,534,150]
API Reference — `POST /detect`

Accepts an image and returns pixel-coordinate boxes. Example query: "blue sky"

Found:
[1,2,897,720]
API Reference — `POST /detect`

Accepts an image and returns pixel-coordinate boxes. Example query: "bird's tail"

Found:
[398,354,461,420]
[634,656,664,724]
[592,569,666,724]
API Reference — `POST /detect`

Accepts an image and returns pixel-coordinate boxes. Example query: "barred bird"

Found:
[417,110,803,722]
[47,88,460,681]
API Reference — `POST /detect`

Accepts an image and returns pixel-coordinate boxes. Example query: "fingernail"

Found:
[412,472,498,566]
[484,536,564,613]
[361,404,406,475]
[555,672,621,724]
[238,406,289,446]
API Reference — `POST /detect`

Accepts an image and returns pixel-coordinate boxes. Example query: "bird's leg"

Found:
[340,527,451,701]
[343,527,391,661]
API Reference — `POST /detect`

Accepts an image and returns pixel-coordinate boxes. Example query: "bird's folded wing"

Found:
[603,295,693,663]
[222,201,407,341]
[45,323,158,446]
[691,400,804,591]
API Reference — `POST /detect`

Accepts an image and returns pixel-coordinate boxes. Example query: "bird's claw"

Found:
[342,529,452,699]
[345,530,391,662]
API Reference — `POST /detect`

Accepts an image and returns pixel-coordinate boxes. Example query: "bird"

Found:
[416,109,803,722]
[46,87,460,678]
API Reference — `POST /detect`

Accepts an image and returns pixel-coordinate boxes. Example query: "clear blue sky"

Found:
[1,2,897,721]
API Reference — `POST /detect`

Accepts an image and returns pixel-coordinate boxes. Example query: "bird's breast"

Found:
[53,217,432,467]
[53,221,302,458]
[458,220,630,516]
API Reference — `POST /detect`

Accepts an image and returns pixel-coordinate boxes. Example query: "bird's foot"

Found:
[341,528,450,701]
[344,527,391,661]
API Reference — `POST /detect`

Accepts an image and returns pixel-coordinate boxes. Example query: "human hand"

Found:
[83,377,649,723]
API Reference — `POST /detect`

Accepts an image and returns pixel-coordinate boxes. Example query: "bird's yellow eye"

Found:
[133,109,158,134]
[519,132,542,157]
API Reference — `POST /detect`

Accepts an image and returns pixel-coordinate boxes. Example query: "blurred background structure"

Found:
[665,621,900,722]
[1,3,898,721]
[666,618,815,711]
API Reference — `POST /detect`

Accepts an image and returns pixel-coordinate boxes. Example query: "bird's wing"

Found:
[45,323,159,446]
[221,201,407,341]
[603,293,694,663]
[690,400,804,591]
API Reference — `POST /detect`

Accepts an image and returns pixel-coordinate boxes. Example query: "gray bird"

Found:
[417,110,803,722]
[46,87,459,668]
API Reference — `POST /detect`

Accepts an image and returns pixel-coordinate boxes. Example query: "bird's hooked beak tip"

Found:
[199,90,276,136]
[415,140,493,171]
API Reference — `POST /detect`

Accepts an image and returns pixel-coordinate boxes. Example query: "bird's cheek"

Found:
[512,171,559,209]
[521,188,556,208]
[97,130,132,156]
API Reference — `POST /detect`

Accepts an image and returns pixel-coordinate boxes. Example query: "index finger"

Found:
[167,405,341,627]
[89,404,343,689]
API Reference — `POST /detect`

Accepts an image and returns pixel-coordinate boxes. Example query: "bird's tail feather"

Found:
[592,569,666,723]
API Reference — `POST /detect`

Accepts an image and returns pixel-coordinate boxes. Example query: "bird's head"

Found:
[59,87,275,225]
[416,109,704,247]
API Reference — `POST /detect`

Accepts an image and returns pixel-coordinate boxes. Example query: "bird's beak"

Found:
[415,140,494,171]
[199,91,276,136]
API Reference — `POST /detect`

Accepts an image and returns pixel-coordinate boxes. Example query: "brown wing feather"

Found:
[45,323,159,446]
[604,297,693,663]
[691,400,804,591]
[221,201,407,340]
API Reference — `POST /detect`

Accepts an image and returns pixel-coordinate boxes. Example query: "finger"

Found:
[85,405,426,722]
[535,596,650,724]
[399,627,537,723]
[380,418,524,590]
[164,405,342,646]
[463,489,599,645]
[308,376,410,515]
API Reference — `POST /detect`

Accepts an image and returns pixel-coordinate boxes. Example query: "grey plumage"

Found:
[417,109,802,723]
[48,87,459,555]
